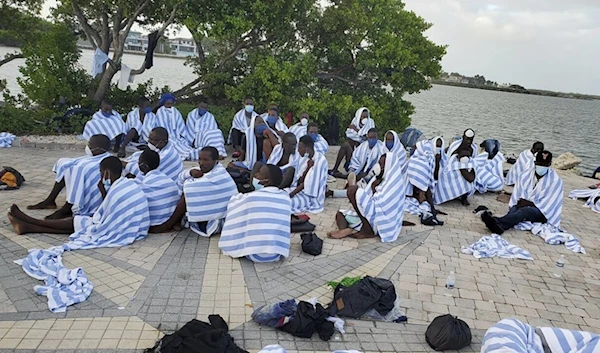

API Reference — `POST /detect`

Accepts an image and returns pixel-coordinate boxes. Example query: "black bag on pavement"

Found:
[290,217,316,233]
[226,167,252,193]
[425,314,472,351]
[300,233,323,256]
[281,301,334,341]
[328,276,396,318]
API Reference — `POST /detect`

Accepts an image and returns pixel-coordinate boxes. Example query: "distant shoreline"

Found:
[431,80,600,101]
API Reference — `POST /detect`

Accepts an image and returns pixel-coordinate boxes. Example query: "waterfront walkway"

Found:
[0,146,599,352]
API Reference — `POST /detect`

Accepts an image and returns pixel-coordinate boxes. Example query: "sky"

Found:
[41,0,600,94]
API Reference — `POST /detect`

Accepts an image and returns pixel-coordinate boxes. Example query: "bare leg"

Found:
[10,205,75,231]
[326,212,356,239]
[343,141,355,171]
[118,129,140,157]
[27,179,65,209]
[262,139,275,160]
[149,196,187,233]
[8,213,73,235]
[280,167,295,188]
[347,186,375,239]
[335,211,348,229]
[332,141,352,171]
[45,202,73,220]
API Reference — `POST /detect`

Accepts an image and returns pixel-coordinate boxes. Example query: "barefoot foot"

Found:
[7,213,27,235]
[349,232,377,239]
[27,200,57,210]
[45,207,72,220]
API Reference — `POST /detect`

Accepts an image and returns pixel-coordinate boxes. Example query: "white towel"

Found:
[0,132,16,147]
[227,109,258,144]
[506,149,535,186]
[267,144,299,171]
[125,142,184,184]
[135,170,180,226]
[461,234,533,260]
[260,113,289,133]
[288,123,307,140]
[406,139,439,195]
[346,107,375,142]
[91,48,109,77]
[118,64,133,90]
[384,130,407,171]
[514,222,585,254]
[219,187,291,262]
[510,168,563,228]
[83,111,127,140]
[283,152,328,214]
[569,188,600,213]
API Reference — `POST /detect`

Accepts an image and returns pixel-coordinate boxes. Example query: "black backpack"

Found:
[300,233,323,256]
[425,314,472,351]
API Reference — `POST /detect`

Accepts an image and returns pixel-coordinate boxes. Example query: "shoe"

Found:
[327,175,336,183]
[481,211,504,235]
[347,172,357,186]
[232,151,241,158]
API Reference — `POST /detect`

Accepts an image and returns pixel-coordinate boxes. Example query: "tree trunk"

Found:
[92,58,119,103]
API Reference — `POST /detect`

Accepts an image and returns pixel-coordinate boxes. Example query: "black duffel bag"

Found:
[425,314,472,351]
[328,276,396,318]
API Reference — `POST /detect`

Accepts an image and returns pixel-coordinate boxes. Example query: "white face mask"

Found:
[300,118,308,126]
[535,166,549,176]
[85,145,93,156]
[372,163,382,177]
[435,147,441,155]
[148,142,160,152]
[252,178,264,190]
[361,118,368,126]
[460,156,469,164]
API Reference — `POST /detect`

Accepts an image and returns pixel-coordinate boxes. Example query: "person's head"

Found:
[87,134,111,156]
[299,112,309,126]
[307,122,319,142]
[532,141,544,155]
[148,127,169,150]
[462,128,475,145]
[243,96,254,112]
[298,135,314,156]
[535,150,552,177]
[99,156,123,184]
[197,97,208,114]
[367,128,378,148]
[267,106,279,125]
[138,97,152,114]
[139,149,160,174]
[255,164,283,188]
[160,92,175,108]
[282,133,297,155]
[254,116,267,137]
[198,146,219,173]
[100,100,113,116]
[385,131,395,150]
[360,108,370,119]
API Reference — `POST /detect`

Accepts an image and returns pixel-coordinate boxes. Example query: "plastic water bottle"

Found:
[553,255,565,278]
[445,271,456,297]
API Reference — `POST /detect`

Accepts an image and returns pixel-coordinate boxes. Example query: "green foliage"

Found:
[175,103,237,136]
[0,105,50,134]
[17,23,90,111]
[0,3,49,47]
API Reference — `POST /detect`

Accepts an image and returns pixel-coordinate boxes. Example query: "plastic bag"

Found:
[425,314,472,351]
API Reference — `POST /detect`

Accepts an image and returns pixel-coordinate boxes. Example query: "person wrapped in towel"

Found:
[118,96,156,157]
[280,135,328,214]
[481,318,600,353]
[505,141,544,186]
[288,112,310,140]
[131,150,180,227]
[568,188,600,213]
[27,135,111,220]
[228,96,259,158]
[149,147,237,235]
[83,100,126,153]
[249,132,298,182]
[434,148,476,206]
[474,139,505,193]
[123,127,184,184]
[329,107,375,177]
[328,152,407,241]
[219,164,291,262]
[289,114,329,155]
[384,130,407,169]
[481,150,563,235]
[406,137,445,216]
[260,104,289,137]
[444,128,478,166]
[148,92,192,159]
[228,115,275,172]
[8,157,151,248]
[186,97,227,159]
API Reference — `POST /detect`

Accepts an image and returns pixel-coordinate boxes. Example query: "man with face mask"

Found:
[260,105,289,136]
[149,147,238,235]
[131,150,180,228]
[330,107,376,177]
[289,112,311,140]
[118,97,157,157]
[27,134,111,220]
[406,136,445,215]
[122,127,183,183]
[148,92,192,159]
[8,157,150,248]
[348,128,385,181]
[83,100,127,153]
[384,130,407,169]
[307,122,329,155]
[434,148,476,206]
[506,141,544,186]
[186,97,227,159]
[229,96,259,158]
[280,135,328,214]
[482,151,562,234]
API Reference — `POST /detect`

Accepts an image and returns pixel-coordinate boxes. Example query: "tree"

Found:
[0,0,47,68]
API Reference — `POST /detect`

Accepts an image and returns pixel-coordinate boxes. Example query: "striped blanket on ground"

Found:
[124,142,184,184]
[186,108,227,158]
[0,132,16,147]
[461,234,533,260]
[355,152,407,242]
[345,107,375,142]
[348,140,385,175]
[514,222,585,254]
[83,111,127,141]
[219,187,291,262]
[267,144,299,171]
[569,188,600,213]
[482,318,600,353]
[182,164,238,237]
[434,154,475,204]
[506,149,535,186]
[16,177,150,312]
[474,152,505,193]
[283,152,328,214]
[135,170,180,226]
[151,106,192,159]
[510,168,563,228]
[53,152,110,216]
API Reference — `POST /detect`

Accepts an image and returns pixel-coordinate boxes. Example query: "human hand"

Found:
[190,169,203,178]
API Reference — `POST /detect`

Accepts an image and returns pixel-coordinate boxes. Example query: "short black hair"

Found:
[265,164,283,188]
[307,122,318,129]
[243,96,253,102]
[89,134,111,151]
[140,150,160,170]
[283,132,297,143]
[536,150,553,164]
[533,141,544,149]
[200,146,218,161]
[198,96,208,104]
[268,106,279,114]
[367,128,378,135]
[138,96,149,105]
[299,135,314,150]
[100,156,123,176]
[152,127,169,140]
[101,99,112,106]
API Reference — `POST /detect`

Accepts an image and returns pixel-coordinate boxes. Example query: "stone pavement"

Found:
[0,145,599,352]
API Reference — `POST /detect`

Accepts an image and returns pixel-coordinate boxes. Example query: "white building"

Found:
[125,31,144,51]
[170,37,198,57]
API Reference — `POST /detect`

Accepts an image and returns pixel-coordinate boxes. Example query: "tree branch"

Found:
[123,0,151,37]
[72,0,102,49]
[0,53,24,67]
[101,12,110,51]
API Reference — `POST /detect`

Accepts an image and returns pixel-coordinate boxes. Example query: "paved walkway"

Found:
[0,145,599,352]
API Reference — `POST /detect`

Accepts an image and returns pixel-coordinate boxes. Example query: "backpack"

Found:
[425,314,472,351]
[0,166,25,190]
[226,167,253,193]
[300,233,323,256]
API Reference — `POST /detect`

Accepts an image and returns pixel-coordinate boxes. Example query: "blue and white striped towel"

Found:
[384,130,408,171]
[461,234,533,260]
[514,222,585,254]
[186,108,227,157]
[136,170,180,226]
[506,149,535,186]
[152,106,193,159]
[83,111,127,141]
[267,144,299,171]
[125,142,184,184]
[510,168,563,228]
[407,139,438,195]
[0,132,16,147]
[474,152,505,193]
[348,139,385,175]
[434,154,475,205]
[345,107,375,142]
[284,152,328,214]
[569,188,600,213]
[227,109,258,144]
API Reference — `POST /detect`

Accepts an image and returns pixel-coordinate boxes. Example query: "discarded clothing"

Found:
[514,222,585,254]
[281,301,334,340]
[91,48,109,77]
[461,234,533,260]
[481,318,600,353]
[258,346,288,353]
[328,276,361,290]
[118,63,134,90]
[252,299,298,328]
[569,188,600,213]
[15,248,92,313]
[0,132,16,147]
[145,315,247,353]
[0,166,25,190]
[328,276,396,319]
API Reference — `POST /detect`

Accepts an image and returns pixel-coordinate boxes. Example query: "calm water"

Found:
[2,46,599,173]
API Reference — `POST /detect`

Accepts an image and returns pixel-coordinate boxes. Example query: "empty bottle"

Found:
[553,255,565,278]
[445,271,456,297]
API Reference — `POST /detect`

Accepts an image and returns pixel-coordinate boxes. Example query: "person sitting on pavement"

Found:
[434,148,476,206]
[150,92,192,159]
[228,96,259,159]
[118,96,156,157]
[505,141,544,186]
[329,107,375,178]
[83,100,126,153]
[186,97,227,160]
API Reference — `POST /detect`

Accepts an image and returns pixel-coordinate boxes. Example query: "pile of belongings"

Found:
[144,315,247,353]
[0,166,25,190]
[327,276,406,322]
[252,298,342,341]
[258,346,362,353]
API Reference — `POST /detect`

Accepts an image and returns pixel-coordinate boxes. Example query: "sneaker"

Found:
[347,172,357,186]
[481,211,504,235]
